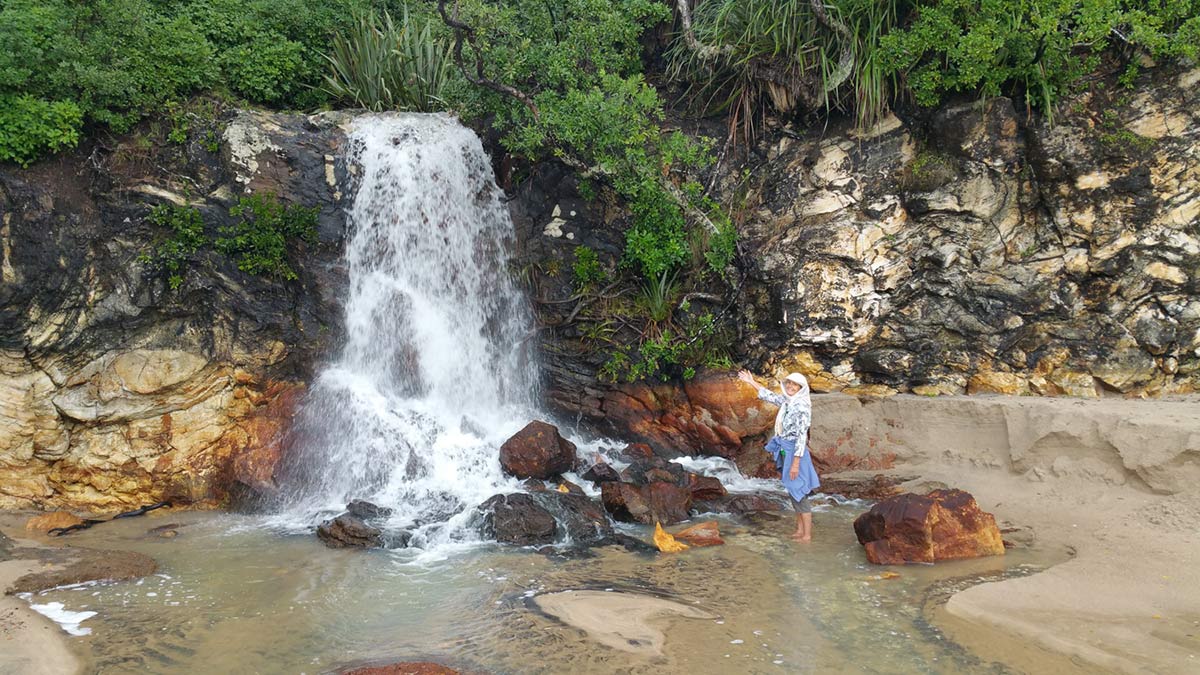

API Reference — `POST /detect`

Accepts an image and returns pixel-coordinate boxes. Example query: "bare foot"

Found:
[798,535,811,543]
[789,532,806,541]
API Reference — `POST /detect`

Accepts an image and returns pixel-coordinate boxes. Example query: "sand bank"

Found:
[821,393,1200,674]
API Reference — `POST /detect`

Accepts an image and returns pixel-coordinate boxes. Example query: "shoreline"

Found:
[0,544,84,675]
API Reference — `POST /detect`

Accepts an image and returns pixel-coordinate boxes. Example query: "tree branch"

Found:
[437,0,540,119]
[674,0,733,61]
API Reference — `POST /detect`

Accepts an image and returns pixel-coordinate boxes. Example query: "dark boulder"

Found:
[499,421,577,479]
[347,499,393,520]
[693,493,784,515]
[687,474,727,501]
[853,489,1005,565]
[601,481,692,525]
[478,493,558,546]
[317,513,384,549]
[580,462,621,484]
[536,491,614,546]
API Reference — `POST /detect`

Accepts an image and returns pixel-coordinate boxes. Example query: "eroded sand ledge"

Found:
[814,393,1200,674]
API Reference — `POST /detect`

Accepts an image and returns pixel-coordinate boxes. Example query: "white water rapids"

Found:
[276,114,547,551]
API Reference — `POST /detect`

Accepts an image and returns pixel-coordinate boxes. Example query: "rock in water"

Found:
[478,493,558,546]
[853,489,1005,565]
[346,499,393,520]
[317,513,384,549]
[653,522,689,553]
[601,481,691,525]
[673,521,724,547]
[537,491,614,546]
[25,511,85,533]
[580,462,621,484]
[687,474,727,501]
[498,421,577,479]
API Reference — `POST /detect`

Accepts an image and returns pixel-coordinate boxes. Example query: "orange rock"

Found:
[967,371,1027,395]
[653,522,689,553]
[853,489,1005,565]
[25,511,85,532]
[673,520,724,547]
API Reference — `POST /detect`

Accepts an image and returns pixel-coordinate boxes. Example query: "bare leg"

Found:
[790,513,805,540]
[799,512,813,542]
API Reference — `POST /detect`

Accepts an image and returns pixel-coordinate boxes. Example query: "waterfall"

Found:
[276,114,539,548]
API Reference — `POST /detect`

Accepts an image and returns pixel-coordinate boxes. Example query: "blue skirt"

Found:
[766,436,820,502]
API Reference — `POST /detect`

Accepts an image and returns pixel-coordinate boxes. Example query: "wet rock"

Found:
[687,474,727,501]
[536,491,615,546]
[580,462,621,484]
[341,662,460,675]
[317,513,384,549]
[815,474,908,501]
[24,511,85,533]
[147,523,182,538]
[619,454,688,486]
[853,489,1005,565]
[381,530,414,549]
[600,481,691,525]
[498,421,577,479]
[9,547,157,594]
[553,479,587,496]
[673,521,724,547]
[478,493,557,546]
[522,478,547,492]
[347,500,393,520]
[693,493,784,515]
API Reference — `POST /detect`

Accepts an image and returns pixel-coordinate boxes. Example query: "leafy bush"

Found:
[571,246,606,290]
[141,204,207,290]
[215,193,319,280]
[322,8,456,112]
[0,96,82,166]
[879,0,1200,120]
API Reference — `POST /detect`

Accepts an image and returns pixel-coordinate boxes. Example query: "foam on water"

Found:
[18,595,97,636]
[275,114,538,550]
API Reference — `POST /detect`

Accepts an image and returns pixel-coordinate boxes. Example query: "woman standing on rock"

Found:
[737,370,821,542]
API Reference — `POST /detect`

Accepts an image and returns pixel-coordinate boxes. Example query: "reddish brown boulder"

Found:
[694,493,783,515]
[601,371,775,458]
[687,474,727,501]
[673,520,724,547]
[853,489,1005,565]
[498,421,577,479]
[317,513,384,549]
[601,481,691,525]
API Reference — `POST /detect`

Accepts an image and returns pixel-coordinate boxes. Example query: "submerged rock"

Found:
[499,421,577,479]
[317,513,384,549]
[853,489,1005,565]
[580,462,621,484]
[693,493,784,515]
[9,547,157,594]
[672,521,724,547]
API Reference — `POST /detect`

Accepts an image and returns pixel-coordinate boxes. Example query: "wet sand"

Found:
[0,544,82,675]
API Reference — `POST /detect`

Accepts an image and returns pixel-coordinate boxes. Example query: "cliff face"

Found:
[730,66,1199,398]
[1,65,1197,510]
[0,111,349,510]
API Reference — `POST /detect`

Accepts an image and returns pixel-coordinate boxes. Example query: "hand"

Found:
[736,369,756,385]
[789,462,799,480]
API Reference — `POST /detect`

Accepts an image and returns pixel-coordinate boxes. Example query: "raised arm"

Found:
[738,370,786,406]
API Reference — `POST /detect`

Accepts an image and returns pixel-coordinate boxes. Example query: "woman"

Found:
[737,369,821,542]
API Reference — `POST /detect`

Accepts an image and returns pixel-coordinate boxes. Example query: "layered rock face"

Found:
[734,66,1199,397]
[0,111,349,510]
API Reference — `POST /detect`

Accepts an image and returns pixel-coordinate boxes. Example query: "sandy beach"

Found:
[0,541,82,675]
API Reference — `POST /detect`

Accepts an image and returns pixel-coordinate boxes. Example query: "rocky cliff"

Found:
[2,64,1197,510]
[523,65,1199,449]
[0,110,349,510]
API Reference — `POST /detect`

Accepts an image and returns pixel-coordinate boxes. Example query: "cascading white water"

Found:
[278,114,540,549]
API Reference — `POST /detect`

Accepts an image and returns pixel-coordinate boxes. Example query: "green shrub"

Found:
[0,96,82,166]
[571,246,606,290]
[215,193,318,280]
[322,8,456,112]
[142,204,207,290]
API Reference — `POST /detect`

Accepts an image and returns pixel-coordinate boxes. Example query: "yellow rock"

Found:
[556,484,570,494]
[653,522,689,553]
[25,511,85,532]
[842,384,897,399]
[967,372,1027,395]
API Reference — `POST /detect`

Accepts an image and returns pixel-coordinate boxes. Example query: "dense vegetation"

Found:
[2,0,1196,379]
